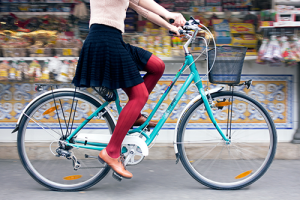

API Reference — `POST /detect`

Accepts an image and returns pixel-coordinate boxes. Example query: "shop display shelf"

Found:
[54,48,79,57]
[1,12,70,16]
[182,11,256,18]
[0,56,258,62]
[0,57,77,61]
[1,48,28,57]
[260,25,300,29]
[275,1,300,6]
[28,48,53,57]
[0,2,77,4]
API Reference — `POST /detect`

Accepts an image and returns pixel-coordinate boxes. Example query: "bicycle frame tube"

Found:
[188,55,229,142]
[66,54,229,150]
[128,56,192,134]
[66,101,110,142]
[141,54,228,145]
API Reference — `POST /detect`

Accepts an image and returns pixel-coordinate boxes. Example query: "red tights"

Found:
[106,55,165,158]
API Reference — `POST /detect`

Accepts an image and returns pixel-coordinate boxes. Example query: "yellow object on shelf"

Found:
[162,45,172,57]
[63,49,73,56]
[35,49,44,54]
[155,47,164,56]
[246,51,258,56]
[229,23,257,52]
[230,23,255,34]
[138,36,147,48]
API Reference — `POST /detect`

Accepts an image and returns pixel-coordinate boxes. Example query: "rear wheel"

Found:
[177,91,277,190]
[17,91,115,191]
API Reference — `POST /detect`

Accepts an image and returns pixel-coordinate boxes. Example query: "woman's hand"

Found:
[165,12,186,27]
[168,25,182,36]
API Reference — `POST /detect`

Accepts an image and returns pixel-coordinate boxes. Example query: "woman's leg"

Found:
[106,82,149,158]
[134,54,165,121]
[143,54,165,93]
[106,55,165,158]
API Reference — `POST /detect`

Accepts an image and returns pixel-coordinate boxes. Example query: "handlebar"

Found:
[167,17,217,77]
[166,16,216,59]
[169,29,184,35]
[168,17,201,36]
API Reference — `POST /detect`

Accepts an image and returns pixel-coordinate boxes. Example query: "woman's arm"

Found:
[131,0,186,27]
[129,2,181,35]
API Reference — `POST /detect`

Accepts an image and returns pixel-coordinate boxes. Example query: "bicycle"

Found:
[12,17,277,191]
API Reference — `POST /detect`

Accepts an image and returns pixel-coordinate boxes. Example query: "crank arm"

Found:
[123,149,135,166]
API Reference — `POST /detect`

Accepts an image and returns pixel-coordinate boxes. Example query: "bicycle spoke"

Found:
[70,100,79,134]
[231,144,265,159]
[24,113,60,140]
[201,145,225,176]
[190,141,222,168]
[231,144,261,170]
[67,87,77,136]
[31,116,62,136]
[19,91,114,191]
[225,145,243,173]
[178,92,276,189]
[57,100,69,136]
[175,139,223,144]
[51,86,64,136]
[55,85,70,136]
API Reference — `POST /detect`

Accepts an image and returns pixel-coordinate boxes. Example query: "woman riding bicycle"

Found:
[72,0,186,179]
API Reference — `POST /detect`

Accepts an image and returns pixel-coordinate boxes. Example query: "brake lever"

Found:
[168,19,185,36]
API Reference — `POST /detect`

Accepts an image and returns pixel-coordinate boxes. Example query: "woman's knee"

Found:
[146,55,165,75]
[139,86,149,104]
[126,83,149,104]
[156,57,165,76]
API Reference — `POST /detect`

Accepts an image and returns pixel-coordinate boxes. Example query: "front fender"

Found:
[173,87,223,154]
[11,88,116,133]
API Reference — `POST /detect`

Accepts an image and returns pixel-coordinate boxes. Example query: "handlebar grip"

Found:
[168,30,184,35]
[169,19,185,35]
[169,30,177,35]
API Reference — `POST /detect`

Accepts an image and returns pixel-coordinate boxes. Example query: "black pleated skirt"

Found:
[72,24,152,89]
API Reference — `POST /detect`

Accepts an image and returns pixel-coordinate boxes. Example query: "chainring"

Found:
[122,144,144,165]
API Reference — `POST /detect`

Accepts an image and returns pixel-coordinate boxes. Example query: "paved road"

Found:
[0,159,299,200]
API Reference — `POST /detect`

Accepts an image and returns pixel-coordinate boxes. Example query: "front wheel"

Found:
[17,91,115,191]
[177,91,277,190]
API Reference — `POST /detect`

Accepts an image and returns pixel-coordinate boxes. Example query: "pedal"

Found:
[84,154,98,159]
[112,172,122,182]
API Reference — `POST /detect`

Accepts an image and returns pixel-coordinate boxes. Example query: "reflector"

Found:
[63,175,82,180]
[235,170,253,179]
[43,106,60,115]
[215,102,232,107]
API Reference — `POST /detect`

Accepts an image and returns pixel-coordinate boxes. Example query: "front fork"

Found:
[198,86,230,143]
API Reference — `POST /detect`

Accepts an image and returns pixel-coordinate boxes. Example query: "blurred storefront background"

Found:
[0,0,300,148]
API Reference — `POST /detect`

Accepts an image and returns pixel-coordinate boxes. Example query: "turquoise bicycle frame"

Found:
[66,54,229,151]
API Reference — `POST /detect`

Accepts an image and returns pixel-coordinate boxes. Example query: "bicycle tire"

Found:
[17,91,114,191]
[177,91,277,190]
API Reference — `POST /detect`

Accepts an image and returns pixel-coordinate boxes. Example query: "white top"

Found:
[89,0,149,33]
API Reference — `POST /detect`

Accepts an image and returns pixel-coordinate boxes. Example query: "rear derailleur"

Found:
[55,140,81,171]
